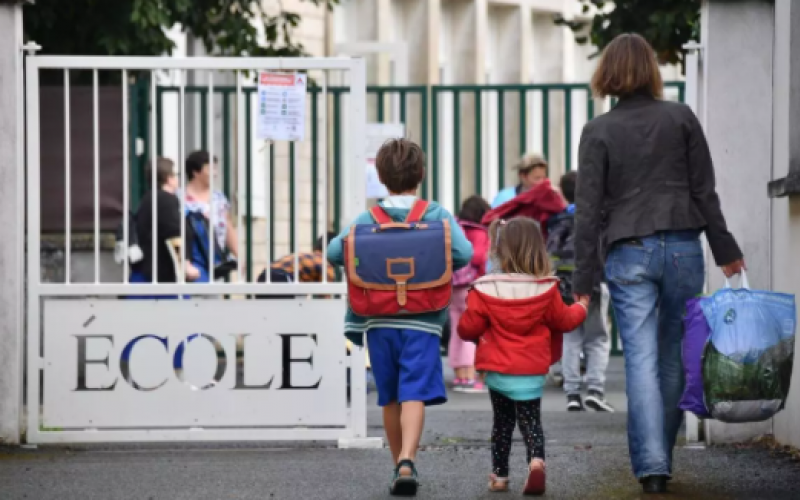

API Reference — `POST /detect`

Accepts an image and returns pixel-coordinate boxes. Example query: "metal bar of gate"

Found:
[121,70,129,284]
[236,74,245,282]
[311,87,319,244]
[64,69,72,284]
[179,71,187,285]
[94,69,101,283]
[320,72,329,283]
[473,90,481,198]
[420,88,429,201]
[207,72,215,284]
[497,90,505,192]
[30,57,360,70]
[245,92,253,283]
[150,73,158,283]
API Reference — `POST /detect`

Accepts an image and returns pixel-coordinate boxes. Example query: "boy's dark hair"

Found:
[376,138,426,194]
[314,231,337,252]
[458,195,491,224]
[185,151,217,181]
[560,171,577,204]
[145,157,176,188]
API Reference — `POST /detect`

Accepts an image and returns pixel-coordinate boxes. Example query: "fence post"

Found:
[683,41,705,448]
[0,2,25,444]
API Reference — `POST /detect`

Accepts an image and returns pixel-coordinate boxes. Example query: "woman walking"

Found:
[572,34,745,494]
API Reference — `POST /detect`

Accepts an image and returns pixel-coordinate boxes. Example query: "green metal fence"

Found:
[430,82,685,209]
[134,80,685,355]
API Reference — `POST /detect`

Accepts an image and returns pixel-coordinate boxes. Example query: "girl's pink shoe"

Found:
[462,379,488,393]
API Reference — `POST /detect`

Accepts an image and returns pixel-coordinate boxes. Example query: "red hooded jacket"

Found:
[459,220,490,277]
[457,274,587,375]
[481,179,566,238]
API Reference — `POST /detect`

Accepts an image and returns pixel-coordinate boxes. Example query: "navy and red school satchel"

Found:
[343,200,453,316]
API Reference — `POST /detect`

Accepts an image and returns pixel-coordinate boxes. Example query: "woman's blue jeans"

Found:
[605,230,704,479]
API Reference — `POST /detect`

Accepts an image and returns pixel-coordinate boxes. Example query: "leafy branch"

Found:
[555,0,701,70]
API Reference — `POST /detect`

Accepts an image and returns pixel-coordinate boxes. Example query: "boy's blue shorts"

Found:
[367,327,447,407]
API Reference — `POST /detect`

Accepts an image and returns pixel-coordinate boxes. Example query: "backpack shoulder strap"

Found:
[404,200,430,223]
[369,205,392,224]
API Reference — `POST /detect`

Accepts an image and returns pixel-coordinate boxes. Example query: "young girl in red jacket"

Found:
[449,195,491,393]
[458,217,588,495]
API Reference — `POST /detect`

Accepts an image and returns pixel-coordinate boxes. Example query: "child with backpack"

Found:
[327,138,473,496]
[450,195,491,392]
[458,217,588,495]
[547,172,614,412]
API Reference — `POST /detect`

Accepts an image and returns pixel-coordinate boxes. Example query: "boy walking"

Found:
[547,172,614,412]
[327,139,473,496]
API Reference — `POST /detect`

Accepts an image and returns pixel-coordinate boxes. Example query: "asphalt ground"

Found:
[1,359,798,499]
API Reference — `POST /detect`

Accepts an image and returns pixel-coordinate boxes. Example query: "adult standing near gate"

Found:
[179,151,239,260]
[572,33,745,495]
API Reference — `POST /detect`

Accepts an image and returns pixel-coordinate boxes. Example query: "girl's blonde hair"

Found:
[488,217,551,277]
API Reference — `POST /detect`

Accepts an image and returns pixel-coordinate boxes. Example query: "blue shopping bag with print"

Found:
[700,272,796,423]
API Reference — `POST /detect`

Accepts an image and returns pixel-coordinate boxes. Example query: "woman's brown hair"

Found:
[591,33,663,99]
[488,217,551,277]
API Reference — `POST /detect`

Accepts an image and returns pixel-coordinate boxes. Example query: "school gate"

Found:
[25,54,380,446]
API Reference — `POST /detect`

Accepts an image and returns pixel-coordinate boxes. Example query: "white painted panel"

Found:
[43,299,347,428]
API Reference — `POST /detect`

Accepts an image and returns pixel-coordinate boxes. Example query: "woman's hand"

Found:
[185,262,200,282]
[574,294,591,306]
[721,259,746,278]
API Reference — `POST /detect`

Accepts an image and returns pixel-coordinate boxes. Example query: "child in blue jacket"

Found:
[327,138,473,496]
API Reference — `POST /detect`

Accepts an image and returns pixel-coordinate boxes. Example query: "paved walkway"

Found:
[1,359,799,499]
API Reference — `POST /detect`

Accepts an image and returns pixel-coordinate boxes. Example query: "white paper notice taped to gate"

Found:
[257,72,306,141]
[42,300,347,428]
[366,123,405,199]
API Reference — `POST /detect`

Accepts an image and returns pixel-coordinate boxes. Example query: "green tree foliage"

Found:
[556,0,701,68]
[24,0,339,57]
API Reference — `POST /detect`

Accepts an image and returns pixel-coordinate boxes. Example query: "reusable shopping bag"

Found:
[701,272,796,423]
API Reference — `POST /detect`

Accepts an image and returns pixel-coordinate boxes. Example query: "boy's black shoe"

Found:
[566,394,584,411]
[585,390,615,413]
[641,475,668,494]
[390,459,419,496]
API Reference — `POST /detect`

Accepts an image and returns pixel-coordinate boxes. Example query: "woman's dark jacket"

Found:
[573,94,743,295]
[132,189,193,283]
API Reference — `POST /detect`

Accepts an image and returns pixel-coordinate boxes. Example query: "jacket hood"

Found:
[471,274,559,335]
[377,200,448,222]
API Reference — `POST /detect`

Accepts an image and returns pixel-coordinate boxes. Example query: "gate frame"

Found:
[24,54,378,447]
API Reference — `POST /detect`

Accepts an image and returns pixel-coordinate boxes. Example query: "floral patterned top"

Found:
[177,188,230,250]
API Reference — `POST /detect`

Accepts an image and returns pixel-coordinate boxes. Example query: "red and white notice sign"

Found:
[257,72,307,141]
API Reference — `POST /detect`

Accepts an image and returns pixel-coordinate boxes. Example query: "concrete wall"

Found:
[701,0,776,444]
[771,0,800,449]
[701,0,800,446]
[0,4,24,444]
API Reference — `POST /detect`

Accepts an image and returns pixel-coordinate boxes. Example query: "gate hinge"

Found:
[21,41,41,55]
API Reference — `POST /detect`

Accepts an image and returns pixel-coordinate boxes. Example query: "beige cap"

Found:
[514,153,548,171]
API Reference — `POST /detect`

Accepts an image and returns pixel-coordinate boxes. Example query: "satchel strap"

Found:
[405,200,429,223]
[369,206,392,224]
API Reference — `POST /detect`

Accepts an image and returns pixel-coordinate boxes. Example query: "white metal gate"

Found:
[25,54,378,446]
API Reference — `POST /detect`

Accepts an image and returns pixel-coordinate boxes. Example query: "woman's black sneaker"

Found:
[641,475,668,494]
[566,394,584,411]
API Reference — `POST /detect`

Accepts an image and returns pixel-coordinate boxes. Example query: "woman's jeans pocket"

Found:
[605,242,655,285]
